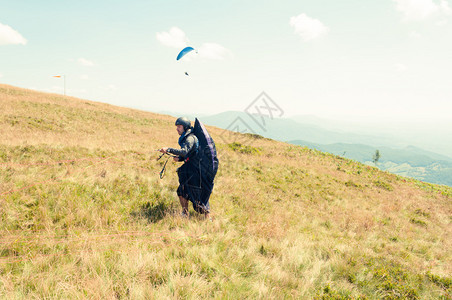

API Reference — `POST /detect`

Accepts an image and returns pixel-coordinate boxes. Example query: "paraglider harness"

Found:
[178,130,199,162]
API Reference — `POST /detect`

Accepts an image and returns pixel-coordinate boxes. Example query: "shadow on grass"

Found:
[132,201,174,223]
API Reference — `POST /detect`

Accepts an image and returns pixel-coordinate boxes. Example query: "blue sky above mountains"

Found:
[1,0,451,122]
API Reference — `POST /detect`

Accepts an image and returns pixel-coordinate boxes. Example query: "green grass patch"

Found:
[373,180,393,191]
[409,217,427,227]
[228,142,261,155]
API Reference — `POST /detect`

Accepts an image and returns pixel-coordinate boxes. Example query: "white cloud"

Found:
[409,31,422,38]
[395,63,408,72]
[198,43,233,60]
[440,0,452,13]
[80,74,89,80]
[290,13,329,41]
[156,27,189,48]
[0,72,3,78]
[436,19,449,25]
[156,27,232,60]
[0,23,27,45]
[393,0,451,21]
[101,84,117,91]
[78,58,94,66]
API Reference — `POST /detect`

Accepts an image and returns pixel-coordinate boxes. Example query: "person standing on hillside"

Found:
[159,117,210,218]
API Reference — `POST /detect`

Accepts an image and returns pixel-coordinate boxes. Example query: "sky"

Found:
[1,0,452,123]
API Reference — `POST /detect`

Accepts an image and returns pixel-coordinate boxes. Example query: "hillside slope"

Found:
[1,85,451,299]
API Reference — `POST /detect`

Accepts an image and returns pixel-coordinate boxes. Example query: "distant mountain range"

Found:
[174,111,452,187]
[288,115,452,157]
[289,141,452,167]
[199,111,400,146]
[290,140,452,186]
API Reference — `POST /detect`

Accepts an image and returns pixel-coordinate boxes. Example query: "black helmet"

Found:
[175,117,191,130]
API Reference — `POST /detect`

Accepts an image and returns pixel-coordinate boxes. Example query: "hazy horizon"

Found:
[154,108,452,159]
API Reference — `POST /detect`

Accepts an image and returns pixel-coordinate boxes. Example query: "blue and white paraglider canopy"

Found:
[176,46,197,76]
[176,46,195,60]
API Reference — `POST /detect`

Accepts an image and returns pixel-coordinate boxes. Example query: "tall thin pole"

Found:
[52,75,66,96]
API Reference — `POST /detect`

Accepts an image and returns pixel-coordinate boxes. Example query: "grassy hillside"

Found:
[1,84,451,299]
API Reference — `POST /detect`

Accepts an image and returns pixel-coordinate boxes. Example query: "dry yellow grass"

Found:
[1,84,451,299]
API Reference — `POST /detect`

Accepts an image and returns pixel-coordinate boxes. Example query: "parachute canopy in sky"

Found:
[176,46,195,60]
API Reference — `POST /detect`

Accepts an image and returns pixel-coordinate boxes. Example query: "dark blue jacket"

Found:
[167,128,199,162]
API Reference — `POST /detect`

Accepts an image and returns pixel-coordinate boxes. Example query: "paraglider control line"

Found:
[156,151,177,179]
